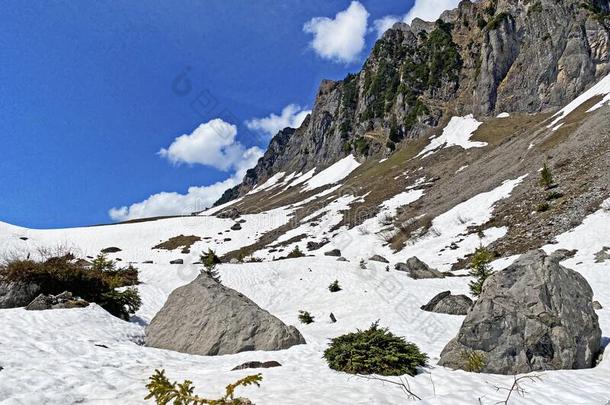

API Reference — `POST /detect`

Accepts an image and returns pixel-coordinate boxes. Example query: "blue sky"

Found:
[0,0,458,229]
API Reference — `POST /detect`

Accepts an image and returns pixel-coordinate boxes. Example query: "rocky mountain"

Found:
[216,0,610,205]
[1,2,610,403]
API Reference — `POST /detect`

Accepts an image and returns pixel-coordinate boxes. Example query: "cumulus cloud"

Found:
[246,104,311,137]
[404,0,461,23]
[374,0,461,37]
[303,1,369,63]
[107,179,236,221]
[373,15,401,38]
[159,119,248,170]
[109,119,263,222]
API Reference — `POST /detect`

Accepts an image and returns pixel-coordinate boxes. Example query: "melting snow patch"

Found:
[286,168,316,188]
[302,155,360,191]
[387,175,528,271]
[455,165,468,174]
[548,72,610,129]
[380,190,425,213]
[417,115,486,158]
[247,172,286,194]
[497,112,510,118]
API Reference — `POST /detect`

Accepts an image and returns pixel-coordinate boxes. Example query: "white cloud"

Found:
[159,119,247,170]
[108,179,236,221]
[373,15,400,38]
[109,119,263,222]
[246,104,311,137]
[374,0,461,37]
[404,0,460,24]
[303,1,369,63]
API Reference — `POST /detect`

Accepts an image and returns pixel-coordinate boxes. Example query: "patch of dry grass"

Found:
[152,235,201,252]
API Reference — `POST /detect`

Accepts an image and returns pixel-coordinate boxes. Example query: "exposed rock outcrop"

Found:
[395,257,445,279]
[421,291,473,315]
[439,250,601,374]
[231,361,282,371]
[146,273,305,356]
[26,291,89,311]
[324,249,342,257]
[217,208,241,219]
[0,281,40,309]
[369,255,389,263]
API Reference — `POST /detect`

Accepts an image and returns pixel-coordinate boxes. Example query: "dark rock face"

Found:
[0,281,40,309]
[396,257,444,279]
[26,291,89,311]
[146,273,306,356]
[439,250,601,374]
[306,240,329,251]
[231,361,282,371]
[324,249,342,257]
[214,0,610,207]
[169,259,183,265]
[421,291,473,315]
[231,223,242,231]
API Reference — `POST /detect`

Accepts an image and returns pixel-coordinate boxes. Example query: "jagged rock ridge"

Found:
[216,0,609,205]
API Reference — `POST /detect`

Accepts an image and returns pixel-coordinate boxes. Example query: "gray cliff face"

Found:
[216,0,609,205]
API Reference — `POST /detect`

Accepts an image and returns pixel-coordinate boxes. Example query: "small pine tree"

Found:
[101,287,142,321]
[359,259,367,269]
[287,245,305,258]
[298,310,315,324]
[200,249,221,283]
[328,280,342,293]
[539,162,554,188]
[468,247,494,297]
[145,369,262,405]
[92,253,115,272]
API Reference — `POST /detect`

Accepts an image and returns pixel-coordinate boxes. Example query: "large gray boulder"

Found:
[146,273,305,356]
[439,250,601,374]
[421,291,473,315]
[0,281,40,309]
[395,257,444,279]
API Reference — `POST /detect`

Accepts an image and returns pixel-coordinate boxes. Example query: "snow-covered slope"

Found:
[1,64,610,405]
[0,186,609,404]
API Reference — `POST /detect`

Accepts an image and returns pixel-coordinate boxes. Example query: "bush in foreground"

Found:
[323,321,428,376]
[145,369,262,405]
[0,253,141,319]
